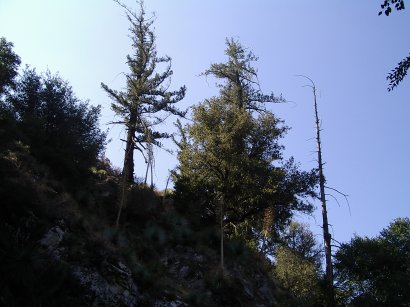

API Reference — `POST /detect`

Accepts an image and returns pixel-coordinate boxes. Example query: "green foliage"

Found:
[274,221,323,269]
[6,68,106,183]
[334,218,410,306]
[0,37,21,96]
[204,269,247,306]
[274,246,325,306]
[101,0,186,183]
[174,39,318,239]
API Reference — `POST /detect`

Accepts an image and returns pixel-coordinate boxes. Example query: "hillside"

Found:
[0,142,294,306]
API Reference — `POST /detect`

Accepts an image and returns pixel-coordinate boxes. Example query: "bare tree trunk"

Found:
[220,196,224,273]
[162,171,171,206]
[150,159,153,189]
[144,160,149,185]
[311,81,334,306]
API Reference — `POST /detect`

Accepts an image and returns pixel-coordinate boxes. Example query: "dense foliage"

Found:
[3,68,106,183]
[0,38,107,306]
[174,39,318,243]
[274,246,324,306]
[335,218,410,306]
[0,37,21,96]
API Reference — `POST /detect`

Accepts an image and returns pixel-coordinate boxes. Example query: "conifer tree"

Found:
[102,1,185,228]
[174,39,317,269]
[102,0,186,185]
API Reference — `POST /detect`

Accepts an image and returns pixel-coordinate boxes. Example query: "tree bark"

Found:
[220,196,224,273]
[115,113,137,229]
[123,118,136,184]
[312,83,334,306]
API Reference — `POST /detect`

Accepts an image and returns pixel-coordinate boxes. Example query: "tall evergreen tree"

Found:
[101,0,186,185]
[174,39,317,269]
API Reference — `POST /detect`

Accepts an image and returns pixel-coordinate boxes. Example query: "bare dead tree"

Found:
[298,75,334,306]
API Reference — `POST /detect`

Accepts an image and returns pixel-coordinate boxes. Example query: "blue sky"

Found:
[1,0,409,245]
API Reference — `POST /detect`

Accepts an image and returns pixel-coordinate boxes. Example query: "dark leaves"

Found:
[7,68,106,182]
[379,0,405,16]
[387,53,410,91]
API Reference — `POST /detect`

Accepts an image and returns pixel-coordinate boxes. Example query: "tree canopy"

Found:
[4,67,106,183]
[334,217,410,306]
[0,37,21,96]
[174,39,318,242]
[274,246,324,306]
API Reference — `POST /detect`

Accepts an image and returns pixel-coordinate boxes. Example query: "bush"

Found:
[6,68,106,185]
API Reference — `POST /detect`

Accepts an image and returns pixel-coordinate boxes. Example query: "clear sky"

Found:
[1,0,409,245]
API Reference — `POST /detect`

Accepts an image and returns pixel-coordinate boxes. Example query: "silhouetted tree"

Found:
[377,0,409,91]
[0,37,21,96]
[378,0,405,16]
[0,38,21,148]
[7,68,106,182]
[387,54,410,91]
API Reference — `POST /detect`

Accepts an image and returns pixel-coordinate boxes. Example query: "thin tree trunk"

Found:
[144,160,149,185]
[162,172,171,206]
[123,122,136,185]
[150,160,153,189]
[220,196,224,273]
[312,83,334,306]
[115,115,136,229]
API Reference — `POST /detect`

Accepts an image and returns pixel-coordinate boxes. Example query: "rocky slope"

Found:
[0,143,294,306]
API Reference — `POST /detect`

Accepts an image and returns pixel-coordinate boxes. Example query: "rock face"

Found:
[157,245,281,306]
[36,217,290,307]
[39,222,139,307]
[39,221,66,260]
[40,225,65,248]
[72,261,139,307]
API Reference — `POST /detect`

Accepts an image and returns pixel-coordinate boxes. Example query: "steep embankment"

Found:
[0,142,293,306]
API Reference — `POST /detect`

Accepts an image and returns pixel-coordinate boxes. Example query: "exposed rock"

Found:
[40,222,139,306]
[179,265,190,278]
[39,221,66,260]
[72,261,139,307]
[154,298,188,307]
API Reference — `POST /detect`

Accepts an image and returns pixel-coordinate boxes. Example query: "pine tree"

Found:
[174,39,318,269]
[102,0,186,185]
[101,1,186,227]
